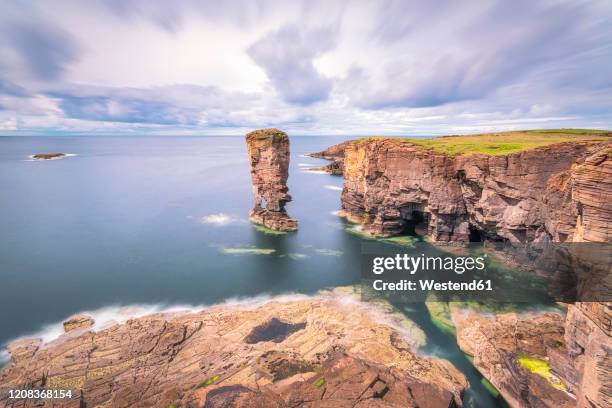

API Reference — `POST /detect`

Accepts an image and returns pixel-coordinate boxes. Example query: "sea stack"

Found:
[245,128,298,231]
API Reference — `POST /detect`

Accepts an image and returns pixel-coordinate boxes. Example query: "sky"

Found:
[1,0,611,136]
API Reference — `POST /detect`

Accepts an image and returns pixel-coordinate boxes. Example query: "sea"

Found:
[0,135,516,407]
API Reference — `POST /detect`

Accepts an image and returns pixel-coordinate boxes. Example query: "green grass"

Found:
[516,354,567,391]
[397,129,611,156]
[529,128,610,134]
[314,377,326,388]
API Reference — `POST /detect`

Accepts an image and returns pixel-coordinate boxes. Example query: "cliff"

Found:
[246,128,297,232]
[453,309,573,408]
[0,289,467,408]
[333,138,611,243]
[313,132,612,407]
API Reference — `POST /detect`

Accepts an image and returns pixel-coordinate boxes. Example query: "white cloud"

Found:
[0,0,610,135]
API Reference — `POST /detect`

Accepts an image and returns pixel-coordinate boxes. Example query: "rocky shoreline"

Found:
[0,289,467,408]
[310,132,612,408]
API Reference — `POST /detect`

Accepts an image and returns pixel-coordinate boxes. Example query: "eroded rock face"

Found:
[453,309,574,408]
[317,139,611,243]
[0,290,467,408]
[62,314,94,332]
[246,128,298,231]
[312,138,612,407]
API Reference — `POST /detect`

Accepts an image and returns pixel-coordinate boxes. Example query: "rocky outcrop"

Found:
[30,153,66,160]
[62,314,94,332]
[313,135,612,407]
[562,303,611,407]
[306,140,355,176]
[317,138,611,243]
[453,309,574,408]
[0,289,467,408]
[246,128,297,231]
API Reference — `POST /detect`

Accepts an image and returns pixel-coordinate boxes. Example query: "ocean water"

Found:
[0,135,507,407]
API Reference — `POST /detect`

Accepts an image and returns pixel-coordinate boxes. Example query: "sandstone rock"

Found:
[246,128,298,231]
[31,153,66,160]
[321,138,611,243]
[311,137,612,408]
[453,309,574,408]
[62,314,94,332]
[0,289,467,407]
[562,302,612,407]
[307,140,355,161]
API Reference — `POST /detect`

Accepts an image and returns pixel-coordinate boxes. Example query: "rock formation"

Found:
[453,309,574,408]
[246,128,297,231]
[31,153,66,160]
[62,314,94,333]
[314,138,611,243]
[312,135,612,407]
[306,140,353,176]
[562,302,611,407]
[0,289,467,408]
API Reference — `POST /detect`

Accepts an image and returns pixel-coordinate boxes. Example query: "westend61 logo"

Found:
[372,253,487,275]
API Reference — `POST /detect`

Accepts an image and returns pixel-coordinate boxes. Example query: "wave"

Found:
[324,185,342,191]
[1,289,427,355]
[300,168,327,174]
[199,213,246,226]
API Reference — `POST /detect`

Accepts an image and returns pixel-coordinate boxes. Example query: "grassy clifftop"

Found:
[402,129,611,156]
[359,129,611,156]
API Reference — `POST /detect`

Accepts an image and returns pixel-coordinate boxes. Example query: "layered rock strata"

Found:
[306,140,353,175]
[313,136,612,407]
[453,309,574,408]
[316,138,611,243]
[0,290,467,408]
[246,128,297,231]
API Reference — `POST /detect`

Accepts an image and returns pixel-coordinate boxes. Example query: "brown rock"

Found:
[314,135,612,408]
[31,153,66,160]
[562,302,612,407]
[62,314,94,332]
[0,289,467,408]
[326,138,610,243]
[453,308,574,408]
[246,128,298,232]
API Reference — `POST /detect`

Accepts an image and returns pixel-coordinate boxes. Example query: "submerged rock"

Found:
[246,128,298,232]
[0,290,467,407]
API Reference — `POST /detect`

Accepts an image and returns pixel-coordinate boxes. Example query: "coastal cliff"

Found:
[313,131,612,407]
[246,128,297,232]
[327,137,611,243]
[0,289,467,408]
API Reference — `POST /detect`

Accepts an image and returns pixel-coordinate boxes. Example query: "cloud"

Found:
[0,0,611,135]
[346,0,612,109]
[247,26,337,105]
[3,19,81,80]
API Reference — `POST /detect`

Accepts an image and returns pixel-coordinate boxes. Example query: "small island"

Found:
[30,153,66,160]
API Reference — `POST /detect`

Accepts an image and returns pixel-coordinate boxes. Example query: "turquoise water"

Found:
[0,136,507,406]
